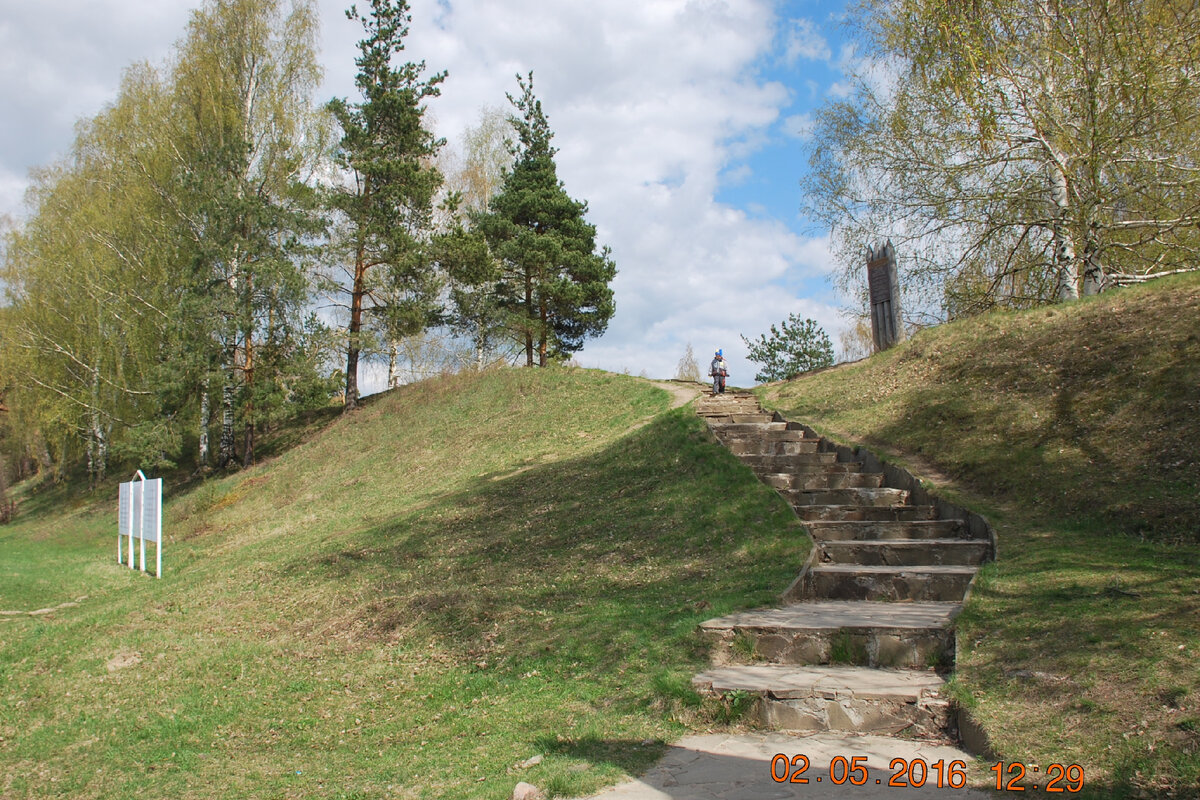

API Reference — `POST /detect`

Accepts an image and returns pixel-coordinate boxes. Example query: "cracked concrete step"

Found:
[777,472,885,491]
[803,519,970,541]
[787,487,910,507]
[802,565,978,602]
[692,664,950,736]
[817,539,991,566]
[700,601,959,669]
[792,504,941,522]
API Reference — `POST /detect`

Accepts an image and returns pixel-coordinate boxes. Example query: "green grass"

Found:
[0,367,807,799]
[761,273,1200,797]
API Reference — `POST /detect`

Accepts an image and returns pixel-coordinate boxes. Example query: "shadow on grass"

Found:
[280,408,806,676]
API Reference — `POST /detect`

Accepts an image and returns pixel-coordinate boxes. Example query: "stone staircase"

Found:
[691,392,994,740]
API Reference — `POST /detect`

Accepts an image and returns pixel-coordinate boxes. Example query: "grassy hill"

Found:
[5,276,1199,798]
[0,369,806,799]
[762,272,1200,796]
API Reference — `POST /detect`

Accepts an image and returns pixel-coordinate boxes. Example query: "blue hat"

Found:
[716,349,723,356]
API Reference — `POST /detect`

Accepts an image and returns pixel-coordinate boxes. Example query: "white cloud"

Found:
[1,0,846,384]
[784,18,831,63]
[782,112,815,141]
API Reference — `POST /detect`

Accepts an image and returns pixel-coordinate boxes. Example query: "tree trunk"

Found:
[198,388,210,469]
[524,268,535,366]
[219,372,235,468]
[1050,160,1079,301]
[242,323,255,469]
[538,298,549,367]
[345,183,372,410]
[345,244,367,409]
[387,339,398,388]
[1081,219,1104,296]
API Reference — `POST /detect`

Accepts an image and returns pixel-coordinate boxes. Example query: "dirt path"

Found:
[648,380,704,410]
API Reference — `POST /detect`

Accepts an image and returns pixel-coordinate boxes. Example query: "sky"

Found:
[0,0,862,390]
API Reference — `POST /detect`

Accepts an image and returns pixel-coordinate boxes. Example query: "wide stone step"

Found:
[738,450,828,469]
[727,439,823,456]
[720,428,813,441]
[700,601,960,669]
[758,467,861,490]
[790,473,885,491]
[817,539,991,566]
[792,504,941,522]
[744,455,837,473]
[803,519,969,541]
[787,487,909,507]
[710,421,789,435]
[692,665,950,736]
[802,565,978,602]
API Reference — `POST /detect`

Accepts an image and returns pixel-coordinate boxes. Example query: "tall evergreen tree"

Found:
[326,0,446,409]
[478,73,615,367]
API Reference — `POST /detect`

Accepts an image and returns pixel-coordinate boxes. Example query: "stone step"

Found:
[787,473,885,491]
[726,439,823,456]
[693,664,950,736]
[710,421,789,435]
[803,519,969,541]
[737,449,828,468]
[743,454,837,472]
[700,601,959,669]
[787,487,910,507]
[792,504,941,522]
[703,415,775,425]
[817,539,991,566]
[802,565,978,602]
[718,429,813,444]
[759,467,862,490]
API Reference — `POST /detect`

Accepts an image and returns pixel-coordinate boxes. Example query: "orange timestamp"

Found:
[770,755,1086,792]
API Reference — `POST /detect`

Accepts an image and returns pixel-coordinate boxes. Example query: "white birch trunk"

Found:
[198,389,210,468]
[1051,160,1079,301]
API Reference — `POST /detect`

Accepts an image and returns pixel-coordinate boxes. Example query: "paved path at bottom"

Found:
[575,732,993,799]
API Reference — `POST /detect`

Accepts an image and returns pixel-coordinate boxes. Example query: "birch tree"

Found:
[805,0,1200,318]
[169,0,329,465]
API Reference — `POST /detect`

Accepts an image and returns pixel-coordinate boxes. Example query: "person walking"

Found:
[709,350,728,395]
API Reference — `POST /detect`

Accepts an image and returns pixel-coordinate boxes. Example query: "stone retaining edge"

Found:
[768,411,998,565]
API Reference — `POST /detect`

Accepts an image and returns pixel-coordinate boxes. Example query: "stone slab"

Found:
[570,732,991,799]
[693,665,944,702]
[700,601,961,632]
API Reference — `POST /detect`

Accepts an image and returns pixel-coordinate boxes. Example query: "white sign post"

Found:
[117,470,163,578]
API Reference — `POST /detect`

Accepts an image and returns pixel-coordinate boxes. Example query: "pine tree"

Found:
[741,315,834,383]
[326,0,445,409]
[478,73,615,367]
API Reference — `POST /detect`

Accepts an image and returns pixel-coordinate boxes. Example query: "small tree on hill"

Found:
[675,342,701,382]
[741,314,834,383]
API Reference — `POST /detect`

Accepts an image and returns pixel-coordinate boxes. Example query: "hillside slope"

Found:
[0,368,807,800]
[762,273,1200,796]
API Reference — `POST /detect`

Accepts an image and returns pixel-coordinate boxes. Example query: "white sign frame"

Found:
[117,470,162,578]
